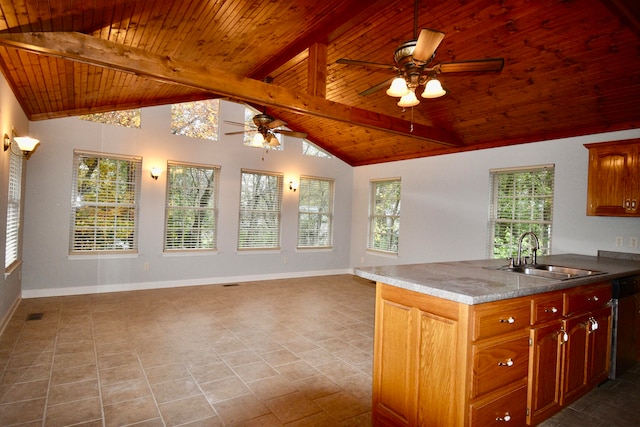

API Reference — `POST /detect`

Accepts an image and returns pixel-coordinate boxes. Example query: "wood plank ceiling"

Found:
[0,0,638,166]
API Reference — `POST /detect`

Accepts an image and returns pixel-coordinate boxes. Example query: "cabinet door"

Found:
[587,306,612,386]
[586,142,639,216]
[527,322,563,425]
[560,312,590,406]
[373,298,415,426]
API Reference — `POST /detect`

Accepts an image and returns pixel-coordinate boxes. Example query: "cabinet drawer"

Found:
[564,283,611,315]
[531,292,564,325]
[470,383,527,427]
[471,335,530,399]
[472,299,531,341]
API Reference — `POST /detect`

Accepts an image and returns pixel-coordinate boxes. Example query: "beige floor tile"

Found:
[0,379,49,403]
[5,350,53,370]
[0,397,46,425]
[264,390,322,424]
[47,378,99,406]
[145,362,191,384]
[50,362,98,386]
[158,394,217,427]
[293,374,342,400]
[52,349,96,369]
[189,361,236,384]
[246,374,299,400]
[213,394,270,425]
[99,362,146,387]
[200,376,251,403]
[101,378,153,406]
[314,390,370,422]
[45,396,102,426]
[103,395,160,427]
[150,377,202,404]
[275,360,319,381]
[232,360,279,383]
[1,363,51,385]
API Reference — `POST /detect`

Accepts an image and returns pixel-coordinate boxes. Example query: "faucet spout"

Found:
[516,231,540,266]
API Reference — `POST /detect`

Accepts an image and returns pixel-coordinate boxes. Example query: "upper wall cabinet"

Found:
[585,139,640,217]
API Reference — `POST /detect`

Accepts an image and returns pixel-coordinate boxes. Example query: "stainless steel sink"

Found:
[497,264,605,280]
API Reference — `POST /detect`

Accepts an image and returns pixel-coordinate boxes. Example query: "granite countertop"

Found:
[354,252,640,305]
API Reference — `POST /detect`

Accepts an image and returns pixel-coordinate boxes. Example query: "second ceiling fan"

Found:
[337,0,504,107]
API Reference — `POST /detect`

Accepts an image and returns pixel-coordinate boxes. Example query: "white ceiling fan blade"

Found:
[412,28,445,62]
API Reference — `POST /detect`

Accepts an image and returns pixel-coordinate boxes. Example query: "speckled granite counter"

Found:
[354,252,640,305]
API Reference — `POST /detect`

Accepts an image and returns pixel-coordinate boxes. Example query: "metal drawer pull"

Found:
[587,296,599,302]
[498,358,514,367]
[496,412,512,422]
[499,317,515,324]
[544,307,558,313]
[559,330,569,343]
[589,317,599,332]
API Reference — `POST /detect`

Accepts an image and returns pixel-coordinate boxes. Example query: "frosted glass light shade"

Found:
[14,136,40,152]
[386,77,410,97]
[421,79,446,98]
[252,132,265,146]
[397,90,419,107]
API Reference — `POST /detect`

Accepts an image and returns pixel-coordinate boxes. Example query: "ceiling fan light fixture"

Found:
[421,78,446,98]
[397,89,420,107]
[252,132,265,146]
[386,77,410,97]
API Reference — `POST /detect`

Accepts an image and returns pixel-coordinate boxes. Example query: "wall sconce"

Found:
[150,166,162,180]
[289,180,298,192]
[4,133,40,159]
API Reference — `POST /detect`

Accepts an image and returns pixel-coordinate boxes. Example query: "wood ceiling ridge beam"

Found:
[0,31,462,148]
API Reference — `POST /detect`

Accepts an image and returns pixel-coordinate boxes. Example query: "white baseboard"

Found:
[21,268,354,299]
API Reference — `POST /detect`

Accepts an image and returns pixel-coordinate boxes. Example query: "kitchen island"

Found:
[354,252,640,427]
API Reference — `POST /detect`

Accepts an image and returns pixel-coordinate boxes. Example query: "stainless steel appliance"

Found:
[609,274,640,379]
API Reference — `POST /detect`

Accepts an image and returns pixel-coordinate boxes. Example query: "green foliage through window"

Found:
[70,152,141,253]
[368,179,401,253]
[171,99,220,140]
[297,177,334,248]
[79,109,141,128]
[238,170,283,249]
[165,162,219,251]
[489,165,555,260]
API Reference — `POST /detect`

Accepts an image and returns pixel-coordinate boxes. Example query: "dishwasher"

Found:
[609,274,640,379]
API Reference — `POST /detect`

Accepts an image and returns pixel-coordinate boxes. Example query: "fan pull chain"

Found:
[410,106,414,133]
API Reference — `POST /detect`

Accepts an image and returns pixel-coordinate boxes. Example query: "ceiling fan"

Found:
[225,111,307,148]
[336,0,504,107]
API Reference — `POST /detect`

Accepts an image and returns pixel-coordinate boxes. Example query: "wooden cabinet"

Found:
[526,283,612,425]
[585,139,640,216]
[373,281,613,427]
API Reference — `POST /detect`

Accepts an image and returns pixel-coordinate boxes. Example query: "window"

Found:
[489,165,555,259]
[171,99,219,140]
[70,151,142,254]
[80,109,141,128]
[368,179,401,253]
[302,140,331,158]
[5,150,22,270]
[297,177,334,248]
[238,170,283,249]
[165,162,219,251]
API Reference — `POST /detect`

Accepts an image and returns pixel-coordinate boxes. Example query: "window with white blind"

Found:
[164,162,219,251]
[489,165,555,259]
[70,151,142,254]
[368,178,401,253]
[5,150,22,270]
[297,177,334,248]
[238,170,283,250]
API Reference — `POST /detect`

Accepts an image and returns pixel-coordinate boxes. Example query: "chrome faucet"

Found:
[516,231,540,266]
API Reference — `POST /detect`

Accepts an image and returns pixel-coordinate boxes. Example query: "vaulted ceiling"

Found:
[0,0,638,166]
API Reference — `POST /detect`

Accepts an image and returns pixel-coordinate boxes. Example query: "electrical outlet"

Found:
[283,256,288,264]
[616,237,624,247]
[630,237,638,248]
[143,262,150,271]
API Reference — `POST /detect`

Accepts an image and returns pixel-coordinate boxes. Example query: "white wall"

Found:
[22,101,354,296]
[351,129,640,268]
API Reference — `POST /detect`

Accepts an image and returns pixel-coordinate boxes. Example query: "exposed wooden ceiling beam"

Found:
[0,31,463,148]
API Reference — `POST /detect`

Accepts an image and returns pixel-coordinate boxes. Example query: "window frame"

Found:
[297,176,334,249]
[237,169,284,250]
[488,164,555,260]
[164,161,220,252]
[69,150,142,255]
[5,148,23,273]
[368,178,401,254]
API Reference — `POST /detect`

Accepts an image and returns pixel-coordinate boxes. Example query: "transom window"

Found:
[70,151,142,254]
[164,162,220,251]
[171,99,220,140]
[489,165,555,259]
[79,108,141,128]
[297,177,334,248]
[238,170,283,250]
[368,178,401,253]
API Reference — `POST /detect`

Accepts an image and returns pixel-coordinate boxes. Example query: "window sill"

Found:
[4,260,22,279]
[366,249,399,258]
[68,253,138,260]
[163,250,218,257]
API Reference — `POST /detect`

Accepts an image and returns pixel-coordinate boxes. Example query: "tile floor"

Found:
[0,274,638,426]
